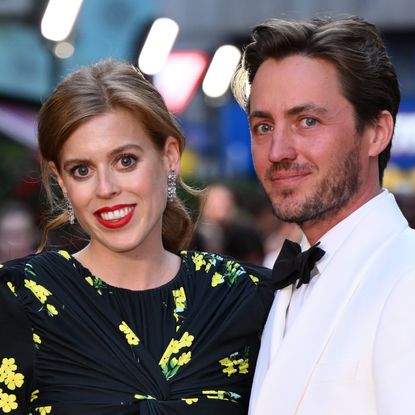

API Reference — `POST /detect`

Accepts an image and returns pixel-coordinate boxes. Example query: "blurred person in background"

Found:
[193,183,267,266]
[233,15,415,415]
[0,200,38,261]
[192,183,237,253]
[222,222,265,266]
[0,60,274,415]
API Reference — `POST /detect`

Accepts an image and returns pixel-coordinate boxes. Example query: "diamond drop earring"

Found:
[167,170,177,203]
[64,194,75,224]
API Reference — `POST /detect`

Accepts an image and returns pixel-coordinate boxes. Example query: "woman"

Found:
[0,60,273,415]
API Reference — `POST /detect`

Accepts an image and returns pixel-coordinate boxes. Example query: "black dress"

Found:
[0,250,273,414]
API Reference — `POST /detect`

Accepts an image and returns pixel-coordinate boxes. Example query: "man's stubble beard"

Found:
[265,139,361,226]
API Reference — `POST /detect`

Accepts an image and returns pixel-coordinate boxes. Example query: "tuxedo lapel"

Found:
[269,287,292,356]
[249,287,292,413]
[251,193,408,415]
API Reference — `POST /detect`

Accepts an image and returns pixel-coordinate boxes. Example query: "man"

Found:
[232,16,415,414]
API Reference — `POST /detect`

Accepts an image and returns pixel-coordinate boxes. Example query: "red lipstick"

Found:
[94,204,136,229]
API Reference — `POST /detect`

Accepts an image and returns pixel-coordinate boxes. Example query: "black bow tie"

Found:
[272,239,325,290]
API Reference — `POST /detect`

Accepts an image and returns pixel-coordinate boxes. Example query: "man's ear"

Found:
[163,137,181,175]
[49,161,67,194]
[368,110,394,157]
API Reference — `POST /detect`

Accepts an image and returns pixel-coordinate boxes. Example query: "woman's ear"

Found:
[163,137,181,175]
[368,110,394,157]
[49,161,67,194]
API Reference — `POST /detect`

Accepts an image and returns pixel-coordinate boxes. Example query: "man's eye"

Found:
[254,123,273,134]
[301,117,318,128]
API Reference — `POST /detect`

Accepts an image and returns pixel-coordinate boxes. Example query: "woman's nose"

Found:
[95,170,121,198]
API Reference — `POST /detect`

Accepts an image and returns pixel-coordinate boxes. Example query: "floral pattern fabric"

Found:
[0,250,273,414]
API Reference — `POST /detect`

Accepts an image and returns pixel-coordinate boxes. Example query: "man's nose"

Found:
[268,126,297,163]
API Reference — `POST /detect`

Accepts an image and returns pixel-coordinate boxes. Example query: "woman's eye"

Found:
[73,165,89,177]
[118,154,137,169]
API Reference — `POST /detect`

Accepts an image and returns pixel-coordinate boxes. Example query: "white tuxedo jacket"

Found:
[249,192,415,415]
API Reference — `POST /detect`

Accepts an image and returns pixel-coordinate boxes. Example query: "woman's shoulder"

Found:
[180,249,272,285]
[0,250,75,284]
[179,250,274,327]
[0,254,36,278]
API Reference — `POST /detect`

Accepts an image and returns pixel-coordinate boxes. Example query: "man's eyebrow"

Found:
[248,110,272,121]
[287,103,328,116]
[248,104,328,122]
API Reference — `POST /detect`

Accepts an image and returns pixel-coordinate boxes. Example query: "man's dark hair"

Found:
[232,16,400,182]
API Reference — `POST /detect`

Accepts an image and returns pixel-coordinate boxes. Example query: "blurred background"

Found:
[1,0,415,262]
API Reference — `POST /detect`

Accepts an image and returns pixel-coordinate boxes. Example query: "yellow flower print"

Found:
[58,250,71,261]
[0,264,3,268]
[24,280,52,304]
[192,253,206,271]
[33,333,41,345]
[35,406,52,414]
[85,276,94,286]
[224,366,238,376]
[172,351,191,367]
[159,332,195,380]
[202,390,241,402]
[179,332,194,348]
[0,358,25,393]
[31,389,39,402]
[211,272,224,287]
[23,280,58,318]
[223,260,245,285]
[159,355,169,367]
[84,276,109,295]
[219,357,238,377]
[205,258,215,273]
[182,398,198,405]
[177,351,191,366]
[119,321,140,346]
[172,287,187,330]
[46,304,58,316]
[126,333,139,345]
[219,357,232,367]
[6,282,16,296]
[134,394,155,400]
[0,391,18,413]
[169,339,181,354]
[23,279,39,292]
[249,275,259,285]
[219,348,250,377]
[0,359,17,376]
[172,287,186,310]
[239,360,249,374]
[4,372,24,390]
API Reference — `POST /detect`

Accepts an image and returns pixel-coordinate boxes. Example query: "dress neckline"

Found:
[53,250,187,294]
